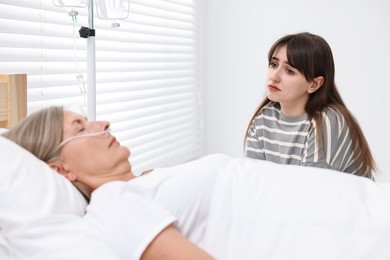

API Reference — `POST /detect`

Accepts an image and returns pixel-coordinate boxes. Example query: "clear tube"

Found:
[56,129,111,151]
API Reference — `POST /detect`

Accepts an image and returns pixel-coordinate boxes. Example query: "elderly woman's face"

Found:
[58,109,133,190]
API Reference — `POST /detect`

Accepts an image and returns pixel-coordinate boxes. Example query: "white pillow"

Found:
[0,136,115,258]
[0,136,87,218]
[0,128,7,134]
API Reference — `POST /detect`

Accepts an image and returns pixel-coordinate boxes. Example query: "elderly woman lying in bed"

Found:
[2,106,226,260]
[3,106,390,260]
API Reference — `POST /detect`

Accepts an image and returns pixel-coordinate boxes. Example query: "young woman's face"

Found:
[57,110,133,190]
[266,45,316,116]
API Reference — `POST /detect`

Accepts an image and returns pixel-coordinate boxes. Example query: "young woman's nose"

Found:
[268,68,281,83]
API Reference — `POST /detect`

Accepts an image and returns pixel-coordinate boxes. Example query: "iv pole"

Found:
[83,0,129,120]
[86,0,96,120]
[53,0,96,120]
[59,0,129,120]
[75,0,96,120]
[84,0,128,120]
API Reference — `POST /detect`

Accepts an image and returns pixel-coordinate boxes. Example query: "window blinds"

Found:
[0,0,203,174]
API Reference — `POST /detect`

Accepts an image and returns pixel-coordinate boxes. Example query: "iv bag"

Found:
[95,0,130,20]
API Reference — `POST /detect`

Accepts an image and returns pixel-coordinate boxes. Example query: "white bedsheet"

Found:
[202,158,390,260]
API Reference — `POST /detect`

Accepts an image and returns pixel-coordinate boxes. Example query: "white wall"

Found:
[203,0,390,181]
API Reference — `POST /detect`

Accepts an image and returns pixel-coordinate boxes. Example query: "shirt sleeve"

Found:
[245,116,265,160]
[303,108,363,175]
[84,181,177,260]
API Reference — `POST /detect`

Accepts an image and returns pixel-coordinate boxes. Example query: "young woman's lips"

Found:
[268,85,281,92]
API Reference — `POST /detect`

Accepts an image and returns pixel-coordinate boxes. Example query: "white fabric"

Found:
[0,231,13,258]
[4,132,390,259]
[85,182,176,260]
[0,128,7,134]
[5,215,121,260]
[0,136,119,259]
[84,154,232,260]
[202,158,390,260]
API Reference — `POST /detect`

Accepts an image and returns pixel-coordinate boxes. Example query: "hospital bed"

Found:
[2,78,390,259]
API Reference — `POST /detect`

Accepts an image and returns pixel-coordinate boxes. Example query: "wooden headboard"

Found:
[0,74,27,129]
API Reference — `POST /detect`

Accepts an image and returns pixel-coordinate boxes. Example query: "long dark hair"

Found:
[244,32,376,177]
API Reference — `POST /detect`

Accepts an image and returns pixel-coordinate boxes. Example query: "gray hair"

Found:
[2,106,64,163]
[1,106,91,201]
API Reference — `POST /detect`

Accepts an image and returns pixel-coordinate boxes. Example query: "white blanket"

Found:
[202,158,390,260]
[3,132,390,259]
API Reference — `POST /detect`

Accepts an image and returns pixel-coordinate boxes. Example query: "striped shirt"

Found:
[245,103,367,176]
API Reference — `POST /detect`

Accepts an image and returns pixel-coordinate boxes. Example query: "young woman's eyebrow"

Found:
[271,56,291,65]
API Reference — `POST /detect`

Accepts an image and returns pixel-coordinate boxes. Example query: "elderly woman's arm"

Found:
[142,224,213,260]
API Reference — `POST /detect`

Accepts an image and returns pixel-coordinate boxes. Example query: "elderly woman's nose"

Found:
[103,121,110,131]
[90,121,110,131]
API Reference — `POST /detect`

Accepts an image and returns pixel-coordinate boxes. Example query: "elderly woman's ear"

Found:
[48,161,77,182]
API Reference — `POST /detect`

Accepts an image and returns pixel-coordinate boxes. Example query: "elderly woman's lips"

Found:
[109,137,117,147]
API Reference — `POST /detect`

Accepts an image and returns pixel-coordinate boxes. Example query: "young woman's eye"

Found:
[286,69,295,75]
[269,62,277,68]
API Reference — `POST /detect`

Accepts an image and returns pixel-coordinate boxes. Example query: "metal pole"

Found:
[87,0,96,120]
